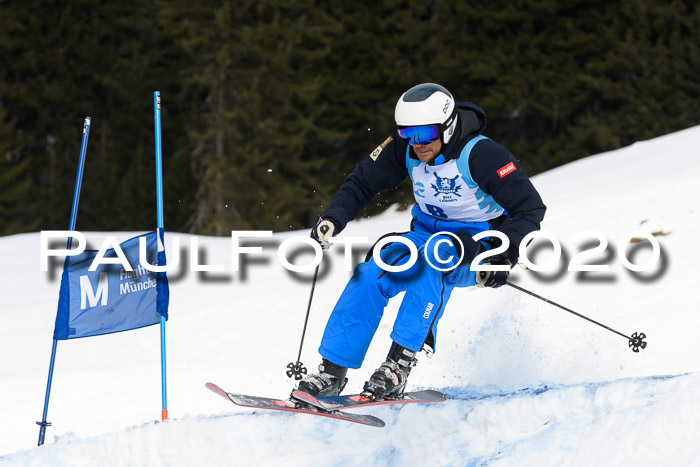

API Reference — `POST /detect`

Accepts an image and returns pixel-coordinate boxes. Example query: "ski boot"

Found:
[296,358,348,397]
[361,342,417,401]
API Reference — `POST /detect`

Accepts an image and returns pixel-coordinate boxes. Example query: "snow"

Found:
[1,125,700,465]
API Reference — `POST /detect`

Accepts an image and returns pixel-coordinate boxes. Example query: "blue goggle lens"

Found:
[397,125,440,145]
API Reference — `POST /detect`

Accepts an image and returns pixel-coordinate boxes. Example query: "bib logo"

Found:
[431,172,462,197]
[498,162,517,178]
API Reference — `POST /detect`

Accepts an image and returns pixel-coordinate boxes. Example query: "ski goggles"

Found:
[397,125,440,145]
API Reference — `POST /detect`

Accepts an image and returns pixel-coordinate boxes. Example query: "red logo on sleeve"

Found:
[497,162,517,178]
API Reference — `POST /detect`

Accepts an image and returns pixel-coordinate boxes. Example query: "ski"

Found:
[291,389,446,411]
[206,382,385,428]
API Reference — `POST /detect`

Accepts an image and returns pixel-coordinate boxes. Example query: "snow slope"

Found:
[1,125,699,465]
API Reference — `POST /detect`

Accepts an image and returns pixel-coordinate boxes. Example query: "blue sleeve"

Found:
[321,132,409,231]
[469,139,546,262]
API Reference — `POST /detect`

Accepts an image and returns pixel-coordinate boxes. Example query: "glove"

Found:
[475,257,511,288]
[310,218,340,249]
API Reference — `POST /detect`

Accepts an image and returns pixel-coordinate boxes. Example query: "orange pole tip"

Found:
[162,409,168,421]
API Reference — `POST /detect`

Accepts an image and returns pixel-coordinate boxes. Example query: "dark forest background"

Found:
[1,0,698,236]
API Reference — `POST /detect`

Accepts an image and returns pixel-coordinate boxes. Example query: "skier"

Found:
[298,83,546,401]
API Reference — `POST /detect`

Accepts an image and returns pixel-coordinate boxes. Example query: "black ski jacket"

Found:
[321,102,546,262]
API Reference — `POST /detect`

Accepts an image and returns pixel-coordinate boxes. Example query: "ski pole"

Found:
[286,263,320,380]
[505,282,647,352]
[286,224,329,379]
[37,116,91,446]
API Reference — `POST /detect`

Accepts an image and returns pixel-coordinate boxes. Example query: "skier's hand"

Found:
[475,257,511,288]
[311,218,340,249]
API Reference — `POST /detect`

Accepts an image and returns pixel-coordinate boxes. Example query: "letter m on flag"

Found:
[80,273,109,309]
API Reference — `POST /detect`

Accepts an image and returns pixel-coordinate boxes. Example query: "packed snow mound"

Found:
[1,125,699,464]
[3,373,699,467]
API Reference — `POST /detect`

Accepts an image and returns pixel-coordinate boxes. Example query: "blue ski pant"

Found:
[319,212,489,369]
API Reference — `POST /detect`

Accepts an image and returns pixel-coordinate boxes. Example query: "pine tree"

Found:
[159,0,337,234]
[0,106,36,233]
[309,1,443,219]
[1,0,699,236]
[0,0,193,234]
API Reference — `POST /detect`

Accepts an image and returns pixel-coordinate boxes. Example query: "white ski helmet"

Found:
[395,83,459,145]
